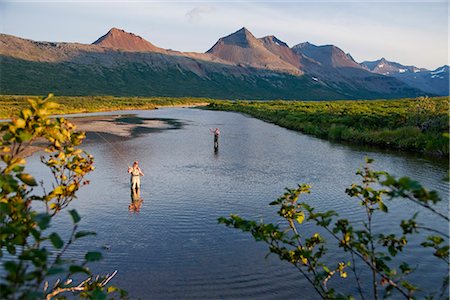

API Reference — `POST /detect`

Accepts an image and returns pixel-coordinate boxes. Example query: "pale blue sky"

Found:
[1,0,448,69]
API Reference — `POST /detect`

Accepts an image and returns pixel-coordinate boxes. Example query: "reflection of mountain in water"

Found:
[74,114,185,142]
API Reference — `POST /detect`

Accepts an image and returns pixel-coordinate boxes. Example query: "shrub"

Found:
[0,95,127,299]
[219,158,449,299]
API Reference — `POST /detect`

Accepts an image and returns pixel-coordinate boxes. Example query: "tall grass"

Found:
[207,97,449,156]
[2,95,447,156]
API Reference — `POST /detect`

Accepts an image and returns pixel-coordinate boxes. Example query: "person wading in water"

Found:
[128,161,144,191]
[210,128,220,151]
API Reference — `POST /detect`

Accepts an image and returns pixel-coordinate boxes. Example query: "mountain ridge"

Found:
[92,28,166,53]
[206,27,302,75]
[361,57,449,95]
[361,57,428,75]
[0,27,443,99]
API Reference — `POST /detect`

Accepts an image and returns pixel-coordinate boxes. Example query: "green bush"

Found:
[220,158,449,299]
[0,95,127,299]
[207,97,449,155]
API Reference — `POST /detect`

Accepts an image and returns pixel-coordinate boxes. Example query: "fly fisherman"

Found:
[128,161,144,190]
[210,128,220,150]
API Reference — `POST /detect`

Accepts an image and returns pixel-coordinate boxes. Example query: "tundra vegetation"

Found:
[1,95,447,156]
[0,95,126,299]
[0,95,212,119]
[207,96,449,156]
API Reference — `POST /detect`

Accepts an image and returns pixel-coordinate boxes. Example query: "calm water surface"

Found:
[26,108,448,299]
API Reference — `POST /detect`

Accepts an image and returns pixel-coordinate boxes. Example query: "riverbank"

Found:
[0,95,212,119]
[206,97,449,157]
[2,95,448,157]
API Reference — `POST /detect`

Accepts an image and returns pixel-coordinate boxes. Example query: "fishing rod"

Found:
[93,131,128,161]
[92,131,144,178]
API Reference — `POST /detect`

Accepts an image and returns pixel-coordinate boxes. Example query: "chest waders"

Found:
[131,168,141,190]
[214,134,219,150]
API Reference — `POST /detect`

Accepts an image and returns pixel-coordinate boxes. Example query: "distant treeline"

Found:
[207,97,449,156]
[0,95,212,118]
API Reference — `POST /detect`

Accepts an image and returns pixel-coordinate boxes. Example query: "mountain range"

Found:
[361,58,448,96]
[0,27,447,100]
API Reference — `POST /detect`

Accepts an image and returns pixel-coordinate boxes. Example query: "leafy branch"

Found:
[0,95,127,299]
[219,158,449,299]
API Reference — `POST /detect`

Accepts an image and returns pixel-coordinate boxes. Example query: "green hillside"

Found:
[0,56,421,100]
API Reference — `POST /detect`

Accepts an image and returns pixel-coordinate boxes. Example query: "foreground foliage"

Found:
[208,97,449,156]
[0,95,126,299]
[220,159,449,299]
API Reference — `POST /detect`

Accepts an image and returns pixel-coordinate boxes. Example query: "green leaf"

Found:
[378,201,388,213]
[107,286,119,293]
[85,251,103,262]
[75,231,96,239]
[0,202,9,213]
[91,288,107,300]
[401,280,417,291]
[34,213,51,230]
[435,246,450,258]
[4,261,18,273]
[366,157,374,164]
[49,233,64,249]
[17,131,33,142]
[6,245,16,255]
[47,267,65,275]
[17,173,38,186]
[68,209,81,224]
[30,228,41,241]
[12,165,25,173]
[69,265,90,275]
[399,263,412,274]
[323,266,331,273]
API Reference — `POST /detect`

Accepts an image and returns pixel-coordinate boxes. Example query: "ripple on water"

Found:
[21,108,449,299]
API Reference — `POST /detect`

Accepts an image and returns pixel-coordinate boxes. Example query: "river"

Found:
[25,108,448,299]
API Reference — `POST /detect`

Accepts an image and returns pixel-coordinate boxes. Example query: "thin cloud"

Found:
[186,5,214,23]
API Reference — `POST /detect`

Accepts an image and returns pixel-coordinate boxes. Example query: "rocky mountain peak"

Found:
[0,30,439,99]
[292,41,314,50]
[209,27,259,49]
[92,28,164,52]
[260,35,289,48]
[107,27,126,35]
[360,58,428,75]
[292,42,362,69]
[206,27,302,74]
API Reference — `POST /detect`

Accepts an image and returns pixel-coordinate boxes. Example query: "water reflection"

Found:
[128,188,143,213]
[34,108,447,299]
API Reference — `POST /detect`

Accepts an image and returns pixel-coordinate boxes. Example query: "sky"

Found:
[0,0,448,70]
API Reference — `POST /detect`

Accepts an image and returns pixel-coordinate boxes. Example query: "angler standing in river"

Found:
[210,127,220,151]
[128,161,144,191]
